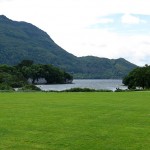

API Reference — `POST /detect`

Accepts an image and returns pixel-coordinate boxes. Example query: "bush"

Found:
[63,87,112,92]
[19,84,41,91]
[10,81,26,88]
[115,88,126,92]
[0,83,14,91]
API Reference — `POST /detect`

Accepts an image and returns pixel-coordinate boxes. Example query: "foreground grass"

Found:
[0,92,150,150]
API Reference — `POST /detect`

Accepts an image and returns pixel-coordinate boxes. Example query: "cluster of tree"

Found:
[0,64,26,89]
[123,65,150,89]
[0,60,73,90]
[17,60,73,84]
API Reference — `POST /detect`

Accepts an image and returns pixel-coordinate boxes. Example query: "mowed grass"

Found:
[0,92,150,150]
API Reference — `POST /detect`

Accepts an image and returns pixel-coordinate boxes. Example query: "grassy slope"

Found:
[0,92,149,149]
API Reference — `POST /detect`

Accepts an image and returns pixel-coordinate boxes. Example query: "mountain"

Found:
[76,56,136,78]
[0,15,137,79]
[0,15,78,71]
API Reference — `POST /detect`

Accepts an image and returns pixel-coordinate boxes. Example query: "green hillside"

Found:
[75,56,136,78]
[0,15,137,78]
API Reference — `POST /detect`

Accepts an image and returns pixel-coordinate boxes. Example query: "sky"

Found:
[0,0,150,66]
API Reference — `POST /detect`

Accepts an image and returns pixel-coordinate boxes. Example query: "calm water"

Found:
[36,79,127,91]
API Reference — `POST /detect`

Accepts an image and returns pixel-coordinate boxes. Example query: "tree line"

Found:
[123,65,150,89]
[0,60,73,89]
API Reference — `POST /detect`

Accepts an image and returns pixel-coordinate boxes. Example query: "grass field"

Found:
[0,92,150,150]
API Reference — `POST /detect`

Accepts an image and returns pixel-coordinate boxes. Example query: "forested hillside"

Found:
[0,15,137,79]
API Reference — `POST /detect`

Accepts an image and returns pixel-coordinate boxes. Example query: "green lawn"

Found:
[0,92,150,150]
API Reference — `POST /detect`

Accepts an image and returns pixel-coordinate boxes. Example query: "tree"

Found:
[17,60,34,68]
[16,61,73,84]
[0,60,73,89]
[123,65,150,89]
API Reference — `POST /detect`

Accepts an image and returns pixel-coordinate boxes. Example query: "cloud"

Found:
[0,0,12,2]
[142,41,150,45]
[89,14,149,35]
[121,14,146,24]
[53,28,150,66]
[97,18,114,24]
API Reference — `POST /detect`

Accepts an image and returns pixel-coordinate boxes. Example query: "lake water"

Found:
[36,79,127,91]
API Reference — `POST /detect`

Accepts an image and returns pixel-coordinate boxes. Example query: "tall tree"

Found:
[123,65,150,89]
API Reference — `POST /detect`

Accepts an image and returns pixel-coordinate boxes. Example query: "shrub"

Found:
[19,84,41,91]
[0,83,14,91]
[63,88,112,92]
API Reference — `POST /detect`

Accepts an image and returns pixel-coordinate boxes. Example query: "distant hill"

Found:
[77,56,136,78]
[0,15,137,79]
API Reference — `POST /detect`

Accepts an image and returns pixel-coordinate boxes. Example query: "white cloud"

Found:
[98,18,114,24]
[121,14,146,24]
[53,28,150,66]
[0,0,11,1]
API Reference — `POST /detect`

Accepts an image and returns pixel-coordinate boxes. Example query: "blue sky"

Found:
[90,14,150,35]
[0,0,150,66]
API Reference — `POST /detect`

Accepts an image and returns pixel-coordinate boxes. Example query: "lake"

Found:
[36,79,127,91]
